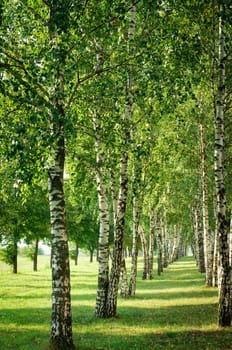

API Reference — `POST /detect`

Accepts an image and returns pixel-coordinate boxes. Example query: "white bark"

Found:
[48,130,73,349]
[215,3,231,327]
[93,114,110,318]
[170,225,180,263]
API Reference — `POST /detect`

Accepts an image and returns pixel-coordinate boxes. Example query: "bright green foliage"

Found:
[0,0,232,345]
[65,176,99,260]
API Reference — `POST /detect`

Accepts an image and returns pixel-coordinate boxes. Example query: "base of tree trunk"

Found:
[46,338,76,350]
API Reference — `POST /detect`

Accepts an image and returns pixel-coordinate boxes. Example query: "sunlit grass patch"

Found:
[0,255,230,350]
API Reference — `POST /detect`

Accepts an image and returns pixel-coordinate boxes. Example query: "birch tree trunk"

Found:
[33,238,39,272]
[139,225,149,280]
[229,214,232,269]
[48,125,74,350]
[147,208,155,279]
[128,155,144,294]
[74,241,79,266]
[192,202,205,273]
[93,114,110,318]
[163,223,169,269]
[106,3,136,318]
[215,2,231,327]
[106,153,129,316]
[12,237,18,274]
[47,4,74,347]
[170,225,180,263]
[128,195,140,295]
[91,38,111,317]
[120,249,128,297]
[212,227,219,287]
[200,118,212,286]
[156,214,163,276]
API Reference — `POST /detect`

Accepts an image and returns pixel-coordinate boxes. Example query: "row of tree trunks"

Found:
[94,3,136,318]
[138,208,156,280]
[105,3,136,317]
[139,214,187,281]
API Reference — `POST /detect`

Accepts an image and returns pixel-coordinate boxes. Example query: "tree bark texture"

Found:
[93,114,110,318]
[200,119,212,286]
[48,129,74,349]
[106,153,129,317]
[212,227,219,287]
[120,250,128,297]
[229,214,232,269]
[47,3,75,347]
[215,3,231,327]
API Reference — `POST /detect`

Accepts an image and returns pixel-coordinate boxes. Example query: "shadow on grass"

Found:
[74,328,232,350]
[134,288,217,300]
[0,257,227,350]
[1,325,231,350]
[0,303,230,350]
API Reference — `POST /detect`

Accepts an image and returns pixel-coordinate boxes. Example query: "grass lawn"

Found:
[0,255,231,350]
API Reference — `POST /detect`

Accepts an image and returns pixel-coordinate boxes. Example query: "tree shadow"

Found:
[74,328,232,350]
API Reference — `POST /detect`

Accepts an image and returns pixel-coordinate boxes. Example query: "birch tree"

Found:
[214,1,231,327]
[106,3,136,317]
[93,110,110,317]
[192,199,205,273]
[147,207,156,279]
[200,114,212,285]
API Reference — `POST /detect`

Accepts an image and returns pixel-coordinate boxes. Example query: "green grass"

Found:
[0,256,231,350]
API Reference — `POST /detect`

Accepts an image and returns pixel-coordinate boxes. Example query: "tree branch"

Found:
[2,51,50,100]
[20,1,48,26]
[67,0,142,55]
[0,62,52,110]
[66,52,142,109]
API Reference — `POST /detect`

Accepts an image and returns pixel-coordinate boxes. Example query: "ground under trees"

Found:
[0,255,231,350]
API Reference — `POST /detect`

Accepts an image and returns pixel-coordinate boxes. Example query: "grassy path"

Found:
[0,256,231,349]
